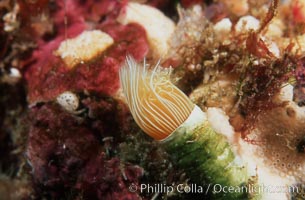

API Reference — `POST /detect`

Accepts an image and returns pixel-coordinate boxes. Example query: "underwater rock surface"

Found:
[1,0,305,199]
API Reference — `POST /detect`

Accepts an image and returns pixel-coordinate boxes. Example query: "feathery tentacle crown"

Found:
[119,56,194,140]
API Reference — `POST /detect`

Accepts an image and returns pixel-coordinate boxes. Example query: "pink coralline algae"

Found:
[27,102,143,199]
[4,0,305,199]
[23,0,149,104]
[27,104,99,196]
[76,153,143,200]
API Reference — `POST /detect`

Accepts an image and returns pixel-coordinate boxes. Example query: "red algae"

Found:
[246,31,276,59]
[292,0,305,24]
[81,0,128,22]
[294,57,305,105]
[23,0,86,103]
[181,0,203,8]
[296,57,305,85]
[17,0,49,16]
[27,104,100,186]
[238,57,294,139]
[23,0,149,104]
[101,23,149,62]
[3,0,305,199]
[81,95,133,140]
[27,102,143,199]
[245,0,278,59]
[76,153,143,200]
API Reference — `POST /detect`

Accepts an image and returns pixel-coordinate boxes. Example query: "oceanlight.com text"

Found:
[128,183,300,195]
